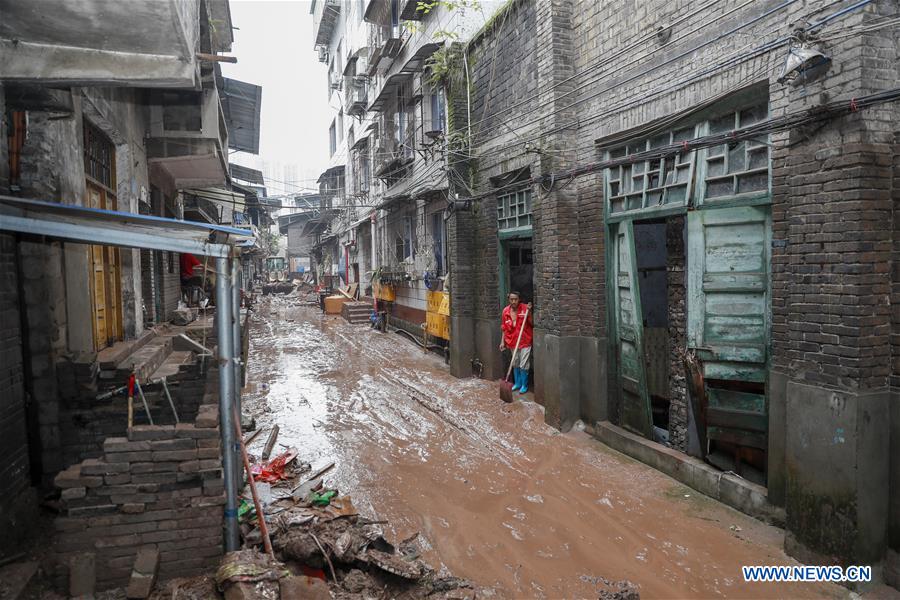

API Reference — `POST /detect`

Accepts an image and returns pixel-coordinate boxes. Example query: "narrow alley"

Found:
[243,297,838,599]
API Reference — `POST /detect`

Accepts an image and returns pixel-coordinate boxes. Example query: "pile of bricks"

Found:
[56,355,209,473]
[53,402,224,592]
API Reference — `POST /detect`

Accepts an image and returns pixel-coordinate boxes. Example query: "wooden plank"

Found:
[696,343,765,364]
[707,426,767,450]
[706,407,767,432]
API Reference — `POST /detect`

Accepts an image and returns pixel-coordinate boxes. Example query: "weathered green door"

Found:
[687,206,770,450]
[613,221,653,438]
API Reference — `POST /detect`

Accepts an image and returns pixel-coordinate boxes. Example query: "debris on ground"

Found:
[224,431,482,599]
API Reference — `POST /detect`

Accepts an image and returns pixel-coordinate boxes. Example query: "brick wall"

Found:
[666,217,687,451]
[55,353,208,470]
[52,381,223,590]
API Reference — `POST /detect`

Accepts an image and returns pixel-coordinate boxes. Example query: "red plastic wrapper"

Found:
[251,448,298,483]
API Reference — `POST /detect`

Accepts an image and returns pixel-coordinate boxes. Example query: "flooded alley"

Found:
[242,298,844,599]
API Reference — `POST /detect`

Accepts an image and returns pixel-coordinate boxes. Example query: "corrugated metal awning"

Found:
[230,163,265,186]
[368,72,411,113]
[0,195,252,257]
[221,78,262,154]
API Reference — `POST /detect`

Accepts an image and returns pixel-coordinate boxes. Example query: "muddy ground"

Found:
[242,297,847,599]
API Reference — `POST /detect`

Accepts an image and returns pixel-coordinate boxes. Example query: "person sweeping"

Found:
[499,291,533,396]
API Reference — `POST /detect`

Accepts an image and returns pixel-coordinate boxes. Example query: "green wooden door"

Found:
[687,206,770,450]
[613,221,653,438]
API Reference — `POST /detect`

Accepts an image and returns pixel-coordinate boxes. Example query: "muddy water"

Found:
[243,300,846,599]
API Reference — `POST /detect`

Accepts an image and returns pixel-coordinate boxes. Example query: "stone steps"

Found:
[103,336,174,383]
[96,330,154,370]
[341,302,372,325]
[147,350,194,382]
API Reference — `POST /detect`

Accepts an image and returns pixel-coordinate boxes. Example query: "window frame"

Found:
[497,188,534,234]
[603,98,772,223]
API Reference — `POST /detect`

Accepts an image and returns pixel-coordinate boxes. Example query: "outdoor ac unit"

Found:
[329,73,342,90]
[317,47,329,63]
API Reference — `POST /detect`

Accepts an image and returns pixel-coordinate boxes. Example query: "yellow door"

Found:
[87,183,123,350]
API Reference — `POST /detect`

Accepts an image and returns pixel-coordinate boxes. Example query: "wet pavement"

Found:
[242,297,847,599]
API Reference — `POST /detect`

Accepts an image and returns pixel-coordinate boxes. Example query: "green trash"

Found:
[238,498,255,521]
[309,490,337,507]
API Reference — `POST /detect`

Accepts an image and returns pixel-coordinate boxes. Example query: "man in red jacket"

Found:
[499,291,533,394]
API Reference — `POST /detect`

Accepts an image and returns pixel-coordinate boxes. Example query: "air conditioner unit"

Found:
[329,72,342,90]
[317,47,329,63]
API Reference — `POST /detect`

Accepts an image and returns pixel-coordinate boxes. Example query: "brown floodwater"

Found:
[242,298,848,599]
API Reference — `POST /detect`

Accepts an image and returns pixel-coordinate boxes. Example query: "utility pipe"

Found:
[216,256,239,551]
[231,258,243,488]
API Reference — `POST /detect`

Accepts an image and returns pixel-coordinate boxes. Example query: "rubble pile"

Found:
[155,446,478,600]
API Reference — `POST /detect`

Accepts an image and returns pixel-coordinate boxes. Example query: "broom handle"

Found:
[504,306,529,381]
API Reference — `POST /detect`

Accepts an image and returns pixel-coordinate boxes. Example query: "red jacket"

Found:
[502,304,532,349]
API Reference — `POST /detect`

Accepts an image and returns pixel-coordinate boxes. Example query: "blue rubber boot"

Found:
[519,370,529,394]
[510,368,522,392]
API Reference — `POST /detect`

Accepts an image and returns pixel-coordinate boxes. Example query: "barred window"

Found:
[83,120,116,189]
[497,189,533,231]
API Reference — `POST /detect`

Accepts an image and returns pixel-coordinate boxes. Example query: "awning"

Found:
[375,194,411,211]
[317,165,346,184]
[368,72,411,113]
[348,211,375,230]
[0,1,201,88]
[351,135,371,152]
[0,195,252,258]
[398,42,442,74]
[221,78,262,154]
[230,163,265,186]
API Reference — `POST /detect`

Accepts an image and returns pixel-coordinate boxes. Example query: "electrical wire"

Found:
[456,87,900,203]
[453,0,878,164]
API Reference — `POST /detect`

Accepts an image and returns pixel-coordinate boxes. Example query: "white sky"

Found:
[223,1,331,196]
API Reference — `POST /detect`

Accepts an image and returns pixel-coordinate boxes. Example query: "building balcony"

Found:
[0,0,231,88]
[312,0,341,48]
[346,83,368,117]
[146,80,229,189]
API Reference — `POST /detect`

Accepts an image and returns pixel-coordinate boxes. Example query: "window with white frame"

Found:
[429,87,445,134]
[395,214,414,263]
[431,211,446,276]
[329,120,337,156]
[497,189,533,231]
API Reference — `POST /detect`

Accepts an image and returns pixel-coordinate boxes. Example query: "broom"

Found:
[499,306,529,403]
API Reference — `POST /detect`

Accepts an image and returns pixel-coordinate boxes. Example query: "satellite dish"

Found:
[778,42,831,85]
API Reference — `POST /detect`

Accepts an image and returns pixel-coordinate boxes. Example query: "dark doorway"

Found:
[632,221,670,440]
[504,239,533,304]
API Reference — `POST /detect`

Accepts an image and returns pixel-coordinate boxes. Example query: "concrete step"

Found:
[147,350,194,382]
[341,302,372,325]
[109,336,174,383]
[97,330,154,370]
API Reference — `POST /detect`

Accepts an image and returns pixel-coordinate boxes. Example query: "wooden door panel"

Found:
[687,205,770,450]
[614,221,653,438]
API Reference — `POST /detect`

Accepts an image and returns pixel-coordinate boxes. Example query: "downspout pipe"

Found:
[216,256,239,551]
[231,258,243,487]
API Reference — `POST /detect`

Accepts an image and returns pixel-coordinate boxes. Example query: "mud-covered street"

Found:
[242,299,844,599]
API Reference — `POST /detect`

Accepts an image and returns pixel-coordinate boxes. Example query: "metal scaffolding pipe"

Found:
[216,256,240,551]
[231,258,243,487]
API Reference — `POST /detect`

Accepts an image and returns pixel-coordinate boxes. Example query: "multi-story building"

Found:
[0,0,261,576]
[446,0,900,588]
[310,0,500,332]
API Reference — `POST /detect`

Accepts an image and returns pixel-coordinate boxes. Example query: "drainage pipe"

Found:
[216,256,239,551]
[231,258,243,488]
